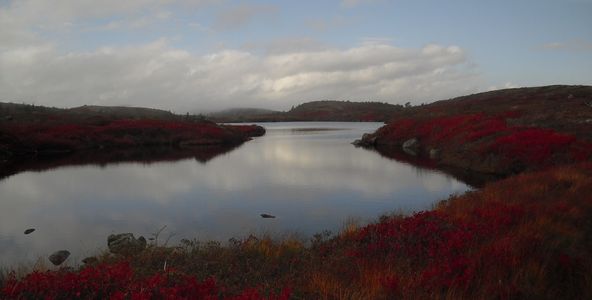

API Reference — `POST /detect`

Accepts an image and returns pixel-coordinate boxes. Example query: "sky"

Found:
[0,0,591,113]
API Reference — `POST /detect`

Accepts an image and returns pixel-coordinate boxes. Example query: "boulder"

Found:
[402,138,419,150]
[48,250,70,266]
[402,138,420,156]
[107,233,147,255]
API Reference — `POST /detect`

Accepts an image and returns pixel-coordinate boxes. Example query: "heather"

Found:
[371,112,591,174]
[2,86,592,299]
[361,86,592,175]
[2,163,591,299]
[0,119,264,161]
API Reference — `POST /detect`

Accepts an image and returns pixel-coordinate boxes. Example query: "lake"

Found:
[0,122,471,266]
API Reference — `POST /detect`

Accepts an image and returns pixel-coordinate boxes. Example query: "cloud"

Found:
[487,82,519,91]
[541,40,592,52]
[213,3,278,31]
[0,38,479,112]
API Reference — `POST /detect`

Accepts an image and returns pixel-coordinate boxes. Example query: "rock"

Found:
[402,138,420,156]
[48,250,70,266]
[352,133,377,147]
[24,228,35,235]
[352,139,364,146]
[260,214,276,218]
[82,256,98,265]
[429,148,441,160]
[107,233,147,255]
[402,138,419,151]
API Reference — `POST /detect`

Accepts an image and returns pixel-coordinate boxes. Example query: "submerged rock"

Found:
[260,214,276,218]
[48,250,70,266]
[107,233,147,255]
[24,228,35,235]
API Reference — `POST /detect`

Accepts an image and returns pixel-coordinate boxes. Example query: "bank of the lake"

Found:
[3,162,591,299]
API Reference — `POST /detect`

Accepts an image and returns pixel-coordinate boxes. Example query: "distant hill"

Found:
[207,108,279,122]
[208,100,403,122]
[69,105,175,120]
[0,102,181,124]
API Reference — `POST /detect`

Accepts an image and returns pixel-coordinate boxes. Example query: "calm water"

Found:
[0,122,470,266]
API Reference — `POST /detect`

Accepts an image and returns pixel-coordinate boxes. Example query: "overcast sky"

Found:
[1,0,591,112]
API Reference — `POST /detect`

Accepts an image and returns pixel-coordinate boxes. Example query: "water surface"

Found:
[0,122,470,266]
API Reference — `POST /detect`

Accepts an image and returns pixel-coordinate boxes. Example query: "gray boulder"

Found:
[402,138,419,150]
[48,250,70,266]
[107,233,147,255]
[402,138,420,156]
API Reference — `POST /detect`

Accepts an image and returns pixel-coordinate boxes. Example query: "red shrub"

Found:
[1,262,290,299]
[489,128,576,165]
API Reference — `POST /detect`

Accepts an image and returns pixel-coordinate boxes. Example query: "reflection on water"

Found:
[0,145,239,181]
[0,122,471,266]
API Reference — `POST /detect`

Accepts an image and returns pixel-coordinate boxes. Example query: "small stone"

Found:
[48,250,70,266]
[24,228,35,235]
[260,214,276,218]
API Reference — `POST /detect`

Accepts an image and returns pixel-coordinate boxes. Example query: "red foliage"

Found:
[350,202,528,294]
[489,128,577,165]
[375,111,591,172]
[1,119,255,154]
[1,262,291,299]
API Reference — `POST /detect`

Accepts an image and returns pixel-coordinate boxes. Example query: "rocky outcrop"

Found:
[107,233,147,255]
[353,133,377,147]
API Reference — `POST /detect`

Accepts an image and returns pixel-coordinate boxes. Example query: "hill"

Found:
[0,102,265,164]
[356,85,592,175]
[68,105,175,119]
[208,100,403,122]
[207,108,280,122]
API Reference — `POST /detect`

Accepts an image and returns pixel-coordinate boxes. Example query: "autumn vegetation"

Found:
[0,103,265,164]
[2,85,592,299]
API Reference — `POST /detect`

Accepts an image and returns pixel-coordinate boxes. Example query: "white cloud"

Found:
[487,82,519,91]
[541,40,592,52]
[0,0,481,112]
[0,39,479,112]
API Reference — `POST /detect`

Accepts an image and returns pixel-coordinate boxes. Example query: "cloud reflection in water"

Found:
[0,122,470,265]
